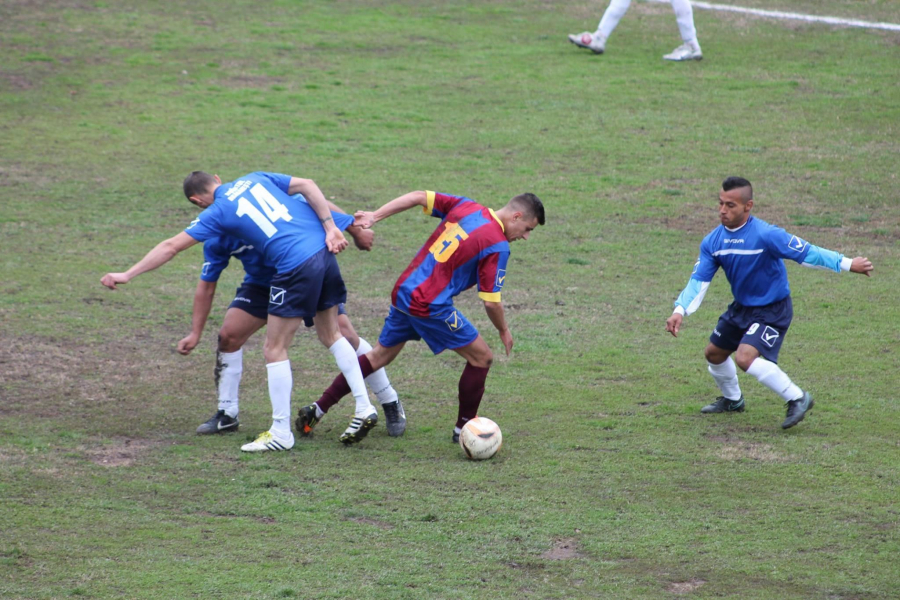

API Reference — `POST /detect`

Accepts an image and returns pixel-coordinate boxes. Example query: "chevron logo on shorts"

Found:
[269,287,286,305]
[445,311,463,332]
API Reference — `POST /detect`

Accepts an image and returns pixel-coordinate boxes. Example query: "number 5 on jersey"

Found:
[236,183,293,238]
[429,221,469,263]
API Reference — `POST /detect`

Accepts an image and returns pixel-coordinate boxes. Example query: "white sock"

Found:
[266,360,293,436]
[671,0,698,45]
[329,338,374,417]
[216,349,242,418]
[707,358,742,401]
[356,337,399,406]
[746,358,803,402]
[597,0,631,39]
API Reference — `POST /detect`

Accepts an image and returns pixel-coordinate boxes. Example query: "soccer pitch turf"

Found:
[1,0,898,597]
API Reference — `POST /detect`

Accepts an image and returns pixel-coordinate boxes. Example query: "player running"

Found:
[178,233,405,438]
[665,177,874,428]
[102,171,375,452]
[296,190,544,444]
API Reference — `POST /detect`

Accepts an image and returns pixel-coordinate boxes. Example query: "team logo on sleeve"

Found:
[186,217,200,230]
[787,235,808,252]
[201,262,211,276]
[496,269,506,289]
[761,326,780,347]
[269,287,286,306]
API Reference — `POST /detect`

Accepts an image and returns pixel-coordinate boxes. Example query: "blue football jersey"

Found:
[693,216,811,306]
[184,173,354,273]
[200,236,275,287]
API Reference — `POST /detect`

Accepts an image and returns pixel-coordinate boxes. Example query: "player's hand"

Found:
[499,328,513,356]
[353,211,376,229]
[177,333,200,356]
[325,229,349,254]
[101,273,129,290]
[348,226,374,251]
[850,256,873,277]
[665,313,683,338]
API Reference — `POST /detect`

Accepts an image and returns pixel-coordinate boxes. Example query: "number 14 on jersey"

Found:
[236,184,293,237]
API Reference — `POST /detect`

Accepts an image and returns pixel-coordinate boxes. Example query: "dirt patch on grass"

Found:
[666,578,707,594]
[540,537,581,560]
[84,438,164,467]
[715,442,786,462]
[348,516,393,529]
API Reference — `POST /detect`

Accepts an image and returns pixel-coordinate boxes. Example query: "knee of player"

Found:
[733,350,756,371]
[217,331,243,353]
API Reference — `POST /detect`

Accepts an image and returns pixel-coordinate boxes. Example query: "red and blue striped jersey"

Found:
[392,191,510,317]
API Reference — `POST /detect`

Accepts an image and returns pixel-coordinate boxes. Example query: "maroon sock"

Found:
[315,354,375,413]
[456,362,490,429]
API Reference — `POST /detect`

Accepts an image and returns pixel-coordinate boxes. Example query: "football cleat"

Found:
[381,400,407,437]
[339,411,378,445]
[196,410,239,434]
[782,391,814,429]
[295,404,320,437]
[452,432,460,444]
[567,31,605,54]
[663,43,703,62]
[240,430,294,452]
[701,396,745,413]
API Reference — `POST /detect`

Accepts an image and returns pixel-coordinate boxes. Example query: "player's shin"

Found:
[456,362,490,430]
[356,337,398,405]
[746,357,802,401]
[266,360,293,436]
[707,357,742,401]
[216,349,243,417]
[328,339,376,417]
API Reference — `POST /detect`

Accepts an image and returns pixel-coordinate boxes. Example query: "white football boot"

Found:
[240,430,294,452]
[663,42,703,62]
[568,32,605,54]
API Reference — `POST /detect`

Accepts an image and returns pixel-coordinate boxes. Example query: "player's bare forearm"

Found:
[101,232,198,289]
[484,300,513,355]
[178,281,216,355]
[288,178,337,230]
[354,191,427,228]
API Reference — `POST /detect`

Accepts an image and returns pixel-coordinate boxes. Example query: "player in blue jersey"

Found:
[177,233,405,438]
[101,171,378,452]
[665,177,874,428]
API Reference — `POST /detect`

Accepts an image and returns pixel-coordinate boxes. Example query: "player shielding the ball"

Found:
[666,177,873,429]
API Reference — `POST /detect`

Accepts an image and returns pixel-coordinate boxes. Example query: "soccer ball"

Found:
[459,417,502,460]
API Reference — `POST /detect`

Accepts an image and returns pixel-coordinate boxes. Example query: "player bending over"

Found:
[665,177,874,428]
[178,233,405,438]
[102,171,373,452]
[296,190,544,444]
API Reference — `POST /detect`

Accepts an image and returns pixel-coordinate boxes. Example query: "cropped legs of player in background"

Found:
[568,0,702,61]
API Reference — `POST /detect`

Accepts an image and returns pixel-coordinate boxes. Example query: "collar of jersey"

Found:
[488,208,505,232]
[724,216,752,233]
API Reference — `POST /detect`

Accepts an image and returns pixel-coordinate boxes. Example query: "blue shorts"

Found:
[303,302,347,328]
[710,296,793,363]
[267,248,347,320]
[378,305,479,355]
[228,283,269,320]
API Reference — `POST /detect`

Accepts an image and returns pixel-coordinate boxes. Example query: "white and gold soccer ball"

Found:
[459,417,502,460]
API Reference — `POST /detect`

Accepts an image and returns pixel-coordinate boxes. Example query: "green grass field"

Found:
[2,0,898,597]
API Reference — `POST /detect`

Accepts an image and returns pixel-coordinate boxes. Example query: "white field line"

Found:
[646,0,900,31]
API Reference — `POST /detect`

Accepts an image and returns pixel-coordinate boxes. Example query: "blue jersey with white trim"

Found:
[693,216,811,306]
[184,173,354,274]
[200,236,275,287]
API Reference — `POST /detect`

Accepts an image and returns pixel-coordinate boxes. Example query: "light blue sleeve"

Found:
[801,244,844,272]
[674,277,707,313]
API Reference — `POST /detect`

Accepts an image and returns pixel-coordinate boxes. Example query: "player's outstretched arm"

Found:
[178,280,217,355]
[288,177,348,254]
[850,256,874,276]
[483,301,513,356]
[101,232,199,290]
[354,191,428,229]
